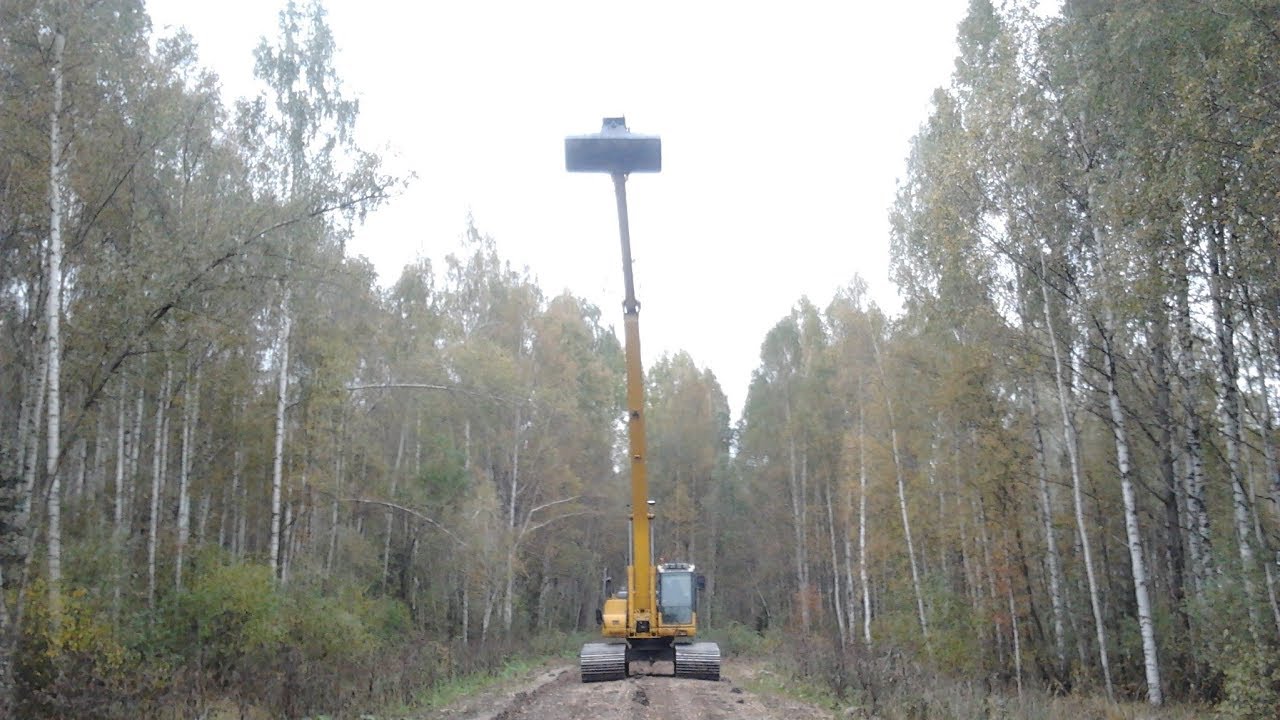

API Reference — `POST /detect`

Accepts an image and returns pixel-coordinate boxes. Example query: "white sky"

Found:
[147,0,974,420]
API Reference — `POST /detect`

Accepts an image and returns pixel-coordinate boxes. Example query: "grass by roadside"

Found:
[738,664,843,714]
[704,624,1212,720]
[375,632,587,719]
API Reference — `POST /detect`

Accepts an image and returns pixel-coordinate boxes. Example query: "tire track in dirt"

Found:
[462,660,835,720]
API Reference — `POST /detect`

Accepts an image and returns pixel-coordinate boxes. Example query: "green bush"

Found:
[703,619,771,657]
[1214,642,1280,719]
[15,583,165,719]
[174,562,284,671]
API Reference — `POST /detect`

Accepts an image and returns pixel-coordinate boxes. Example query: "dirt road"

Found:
[421,660,836,720]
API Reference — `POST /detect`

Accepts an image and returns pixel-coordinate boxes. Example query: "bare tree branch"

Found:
[345,382,529,406]
[332,494,467,547]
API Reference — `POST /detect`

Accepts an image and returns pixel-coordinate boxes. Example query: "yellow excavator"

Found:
[566,118,721,682]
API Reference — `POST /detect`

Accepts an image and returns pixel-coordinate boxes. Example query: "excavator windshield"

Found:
[658,570,694,624]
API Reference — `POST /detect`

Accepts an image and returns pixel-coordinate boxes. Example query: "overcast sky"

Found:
[147,0,975,420]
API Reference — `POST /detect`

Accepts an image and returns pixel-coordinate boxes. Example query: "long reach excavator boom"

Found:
[566,118,721,683]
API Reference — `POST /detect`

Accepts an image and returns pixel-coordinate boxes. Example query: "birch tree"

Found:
[42,12,67,627]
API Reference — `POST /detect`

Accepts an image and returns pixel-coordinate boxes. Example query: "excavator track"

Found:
[580,643,627,683]
[674,641,721,680]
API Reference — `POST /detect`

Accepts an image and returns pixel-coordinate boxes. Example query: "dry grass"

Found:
[761,634,1214,720]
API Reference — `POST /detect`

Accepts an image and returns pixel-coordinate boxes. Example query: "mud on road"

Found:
[421,659,835,720]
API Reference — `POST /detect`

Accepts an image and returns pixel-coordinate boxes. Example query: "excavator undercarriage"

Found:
[579,641,722,683]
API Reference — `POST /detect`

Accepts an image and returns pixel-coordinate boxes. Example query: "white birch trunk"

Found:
[462,580,470,641]
[175,364,200,592]
[91,412,108,499]
[1209,223,1258,636]
[1243,315,1278,527]
[128,381,144,522]
[976,497,1003,664]
[1104,340,1163,704]
[959,487,978,608]
[147,365,172,609]
[113,391,127,535]
[842,466,858,646]
[1031,384,1068,681]
[44,25,67,625]
[503,408,521,634]
[1091,218,1162,705]
[481,587,494,641]
[1243,318,1280,634]
[327,414,343,575]
[383,422,406,592]
[787,429,810,631]
[858,396,871,644]
[112,378,141,614]
[1008,578,1024,702]
[70,437,86,500]
[218,464,231,550]
[19,317,48,538]
[891,423,929,644]
[269,300,291,579]
[825,482,846,644]
[1249,471,1280,637]
[236,466,248,559]
[869,332,927,645]
[1040,250,1113,699]
[1175,267,1212,597]
[503,547,516,635]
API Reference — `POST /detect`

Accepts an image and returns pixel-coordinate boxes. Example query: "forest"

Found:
[2,0,1279,717]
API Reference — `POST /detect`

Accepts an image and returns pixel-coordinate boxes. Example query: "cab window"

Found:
[659,571,694,624]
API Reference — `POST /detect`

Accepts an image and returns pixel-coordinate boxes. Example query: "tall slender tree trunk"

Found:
[1243,308,1280,634]
[1,303,47,714]
[44,24,68,627]
[270,299,291,579]
[977,496,1004,665]
[281,499,294,585]
[481,586,494,641]
[69,437,85,501]
[825,482,846,644]
[148,364,172,609]
[11,308,47,594]
[1209,220,1259,635]
[858,405,871,645]
[461,578,470,641]
[1040,251,1113,700]
[1152,321,1188,629]
[787,429,810,631]
[1174,258,1212,597]
[1242,303,1278,527]
[1031,383,1068,683]
[1092,218,1162,706]
[113,385,128,582]
[892,422,929,645]
[1004,528,1024,702]
[383,422,406,593]
[327,411,344,575]
[503,408,521,634]
[1102,327,1163,704]
[175,363,200,592]
[842,461,858,646]
[1249,472,1280,637]
[113,375,143,615]
[870,333,927,646]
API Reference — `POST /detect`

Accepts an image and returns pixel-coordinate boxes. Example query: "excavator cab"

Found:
[657,563,695,625]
